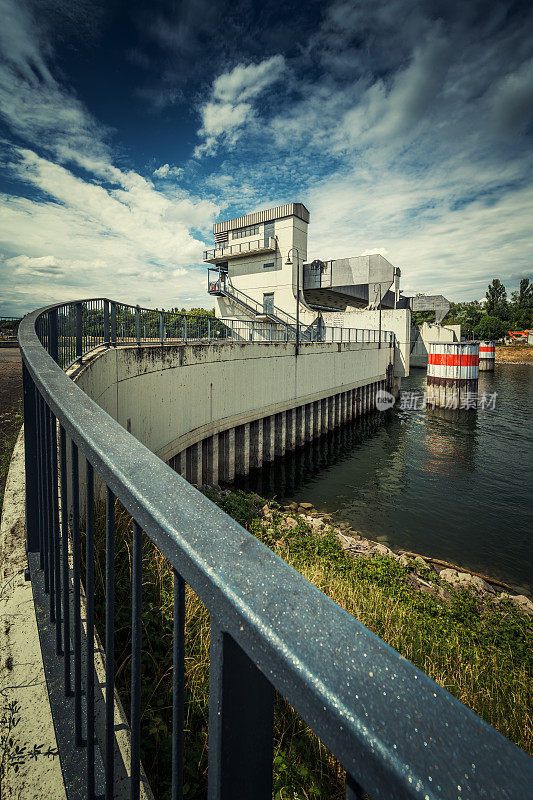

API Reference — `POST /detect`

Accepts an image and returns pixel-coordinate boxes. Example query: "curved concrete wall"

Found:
[76,340,395,485]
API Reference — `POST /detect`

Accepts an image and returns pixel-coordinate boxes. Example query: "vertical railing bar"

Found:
[86,460,95,799]
[71,440,84,746]
[105,487,115,800]
[40,395,49,583]
[44,403,53,603]
[36,391,44,568]
[51,411,62,654]
[172,570,185,800]
[60,426,71,695]
[130,520,143,800]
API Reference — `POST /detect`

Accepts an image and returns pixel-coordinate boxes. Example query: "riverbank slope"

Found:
[496,345,533,364]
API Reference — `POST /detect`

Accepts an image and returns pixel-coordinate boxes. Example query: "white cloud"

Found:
[194,55,285,157]
[0,0,221,315]
[153,163,184,179]
[5,254,63,276]
[211,55,286,104]
[303,161,533,301]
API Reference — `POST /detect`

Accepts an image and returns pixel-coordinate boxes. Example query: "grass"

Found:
[0,401,23,521]
[89,489,532,800]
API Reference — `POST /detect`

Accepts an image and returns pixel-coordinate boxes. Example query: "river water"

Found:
[235,365,533,594]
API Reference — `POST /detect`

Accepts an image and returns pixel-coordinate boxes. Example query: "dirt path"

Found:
[1,347,23,508]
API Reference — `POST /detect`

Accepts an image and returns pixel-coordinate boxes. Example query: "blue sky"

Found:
[1,0,532,315]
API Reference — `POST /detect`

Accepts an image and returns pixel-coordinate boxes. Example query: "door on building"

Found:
[219,262,228,289]
[263,293,274,315]
[264,222,275,247]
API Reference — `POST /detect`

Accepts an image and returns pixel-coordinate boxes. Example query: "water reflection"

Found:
[423,406,478,477]
[233,366,533,593]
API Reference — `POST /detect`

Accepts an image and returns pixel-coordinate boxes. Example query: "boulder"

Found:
[298,502,315,511]
[282,517,298,530]
[373,543,393,556]
[439,569,493,594]
[498,593,533,615]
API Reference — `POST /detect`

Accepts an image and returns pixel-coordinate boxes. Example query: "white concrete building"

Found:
[205,202,413,375]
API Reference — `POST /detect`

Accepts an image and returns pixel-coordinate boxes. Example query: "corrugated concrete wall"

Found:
[76,340,396,486]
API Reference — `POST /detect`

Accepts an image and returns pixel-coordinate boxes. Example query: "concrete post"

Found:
[236,424,250,475]
[249,420,260,469]
[312,400,321,439]
[263,417,274,462]
[296,406,305,447]
[304,404,312,442]
[274,413,286,457]
[285,409,295,452]
[207,434,219,485]
[321,398,328,434]
[328,396,335,431]
[185,446,193,483]
[308,401,314,440]
[185,443,202,485]
[226,428,236,481]
[346,390,353,422]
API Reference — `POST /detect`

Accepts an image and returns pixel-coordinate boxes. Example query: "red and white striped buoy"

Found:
[478,340,495,371]
[426,342,479,409]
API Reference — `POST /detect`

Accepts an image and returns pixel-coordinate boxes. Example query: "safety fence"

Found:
[18,298,532,799]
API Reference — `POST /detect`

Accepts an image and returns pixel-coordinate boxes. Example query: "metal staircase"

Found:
[208,272,318,339]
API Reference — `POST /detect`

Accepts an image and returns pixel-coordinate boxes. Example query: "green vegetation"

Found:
[91,489,533,800]
[412,277,533,338]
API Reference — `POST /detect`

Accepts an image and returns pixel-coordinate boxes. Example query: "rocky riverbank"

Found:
[213,489,533,615]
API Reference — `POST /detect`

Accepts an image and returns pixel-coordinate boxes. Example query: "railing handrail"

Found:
[224,279,300,328]
[18,299,532,799]
[204,237,276,260]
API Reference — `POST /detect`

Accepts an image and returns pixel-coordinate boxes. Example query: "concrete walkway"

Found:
[0,430,67,799]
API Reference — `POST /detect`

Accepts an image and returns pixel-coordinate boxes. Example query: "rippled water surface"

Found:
[236,365,533,593]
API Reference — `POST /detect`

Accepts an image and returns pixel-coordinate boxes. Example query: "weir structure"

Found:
[426,341,480,408]
[479,340,496,371]
[15,297,532,799]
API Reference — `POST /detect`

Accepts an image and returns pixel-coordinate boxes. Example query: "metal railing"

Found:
[204,237,276,260]
[223,317,394,344]
[207,274,386,344]
[32,298,394,369]
[18,298,532,800]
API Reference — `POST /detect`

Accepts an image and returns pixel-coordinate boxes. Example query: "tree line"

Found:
[412,278,533,339]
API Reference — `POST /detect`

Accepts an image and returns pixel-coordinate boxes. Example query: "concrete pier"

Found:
[426,342,479,409]
[479,341,495,372]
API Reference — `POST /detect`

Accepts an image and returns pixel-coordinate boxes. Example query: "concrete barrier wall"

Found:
[321,309,411,378]
[76,340,395,486]
[410,323,461,368]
